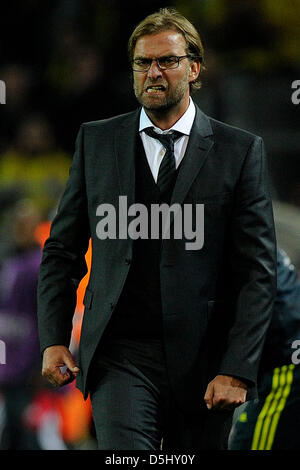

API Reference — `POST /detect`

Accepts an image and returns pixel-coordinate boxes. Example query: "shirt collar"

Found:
[139,97,195,135]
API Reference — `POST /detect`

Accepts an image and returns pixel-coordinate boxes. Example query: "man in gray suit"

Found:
[38,8,277,449]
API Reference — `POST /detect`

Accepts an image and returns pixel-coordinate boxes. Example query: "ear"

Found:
[188,59,201,84]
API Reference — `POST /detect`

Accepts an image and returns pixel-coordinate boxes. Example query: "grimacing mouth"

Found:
[145,84,167,93]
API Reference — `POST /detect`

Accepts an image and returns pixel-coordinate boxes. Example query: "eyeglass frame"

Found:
[131,54,202,72]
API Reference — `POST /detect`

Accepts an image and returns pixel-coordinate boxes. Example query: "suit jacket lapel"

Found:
[160,106,214,239]
[171,105,214,207]
[114,109,140,208]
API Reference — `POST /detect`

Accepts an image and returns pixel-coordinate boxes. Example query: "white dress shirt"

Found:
[139,98,196,182]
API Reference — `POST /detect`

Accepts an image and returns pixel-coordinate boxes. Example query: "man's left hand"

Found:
[204,375,248,411]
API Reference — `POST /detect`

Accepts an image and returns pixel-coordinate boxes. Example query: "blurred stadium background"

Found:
[0,0,299,450]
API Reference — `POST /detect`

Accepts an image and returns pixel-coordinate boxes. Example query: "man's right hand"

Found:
[42,345,80,387]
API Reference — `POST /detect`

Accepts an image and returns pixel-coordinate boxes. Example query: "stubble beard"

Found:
[134,76,189,114]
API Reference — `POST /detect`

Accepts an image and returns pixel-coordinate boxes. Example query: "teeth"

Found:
[147,86,165,93]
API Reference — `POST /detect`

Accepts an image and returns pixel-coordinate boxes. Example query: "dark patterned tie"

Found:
[143,127,183,195]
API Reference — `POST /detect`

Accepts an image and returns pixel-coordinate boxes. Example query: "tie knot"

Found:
[143,127,182,150]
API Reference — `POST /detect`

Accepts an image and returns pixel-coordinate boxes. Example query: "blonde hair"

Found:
[128,7,205,91]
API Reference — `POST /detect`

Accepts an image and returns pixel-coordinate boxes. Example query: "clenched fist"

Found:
[42,345,80,387]
[204,374,248,410]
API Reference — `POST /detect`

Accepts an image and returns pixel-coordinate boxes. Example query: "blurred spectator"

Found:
[45,40,114,153]
[0,200,42,449]
[21,381,94,450]
[0,200,94,449]
[229,249,300,450]
[0,64,39,152]
[0,114,71,218]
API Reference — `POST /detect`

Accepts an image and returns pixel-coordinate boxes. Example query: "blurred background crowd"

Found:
[0,0,299,450]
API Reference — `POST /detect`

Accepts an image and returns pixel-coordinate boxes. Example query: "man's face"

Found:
[133,30,199,113]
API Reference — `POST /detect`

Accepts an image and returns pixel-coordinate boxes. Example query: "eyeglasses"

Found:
[131,55,195,72]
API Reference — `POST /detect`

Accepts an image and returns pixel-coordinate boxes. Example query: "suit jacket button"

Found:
[125,258,131,265]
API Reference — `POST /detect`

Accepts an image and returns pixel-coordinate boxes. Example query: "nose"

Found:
[147,59,162,79]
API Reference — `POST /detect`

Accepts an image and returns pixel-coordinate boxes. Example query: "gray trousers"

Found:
[89,337,233,450]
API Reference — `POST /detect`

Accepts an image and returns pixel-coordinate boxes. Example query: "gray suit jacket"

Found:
[37,105,277,411]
